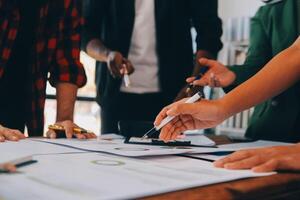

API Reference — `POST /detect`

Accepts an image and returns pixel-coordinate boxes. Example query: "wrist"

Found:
[56,117,73,123]
[216,98,233,121]
[295,143,300,149]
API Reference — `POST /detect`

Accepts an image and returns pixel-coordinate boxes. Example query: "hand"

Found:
[0,125,26,142]
[1,163,17,173]
[187,58,236,88]
[174,85,203,102]
[214,144,300,172]
[154,99,227,142]
[107,51,134,78]
[46,120,97,139]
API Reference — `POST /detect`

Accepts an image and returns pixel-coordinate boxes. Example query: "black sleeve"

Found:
[81,0,107,51]
[189,0,223,57]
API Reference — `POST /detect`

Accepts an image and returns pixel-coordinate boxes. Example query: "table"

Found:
[143,135,300,200]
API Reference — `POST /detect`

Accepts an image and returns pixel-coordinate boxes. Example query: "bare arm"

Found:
[86,39,110,62]
[56,83,78,122]
[155,38,300,141]
[47,83,96,139]
[222,37,300,117]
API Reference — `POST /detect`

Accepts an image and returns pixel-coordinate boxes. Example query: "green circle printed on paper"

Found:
[91,160,125,166]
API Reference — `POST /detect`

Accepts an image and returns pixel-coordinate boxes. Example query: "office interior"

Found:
[2,0,300,200]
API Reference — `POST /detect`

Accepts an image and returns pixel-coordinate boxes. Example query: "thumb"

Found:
[167,103,196,117]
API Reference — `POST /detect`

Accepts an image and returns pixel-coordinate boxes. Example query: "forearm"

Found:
[221,41,300,117]
[86,39,110,62]
[56,83,78,122]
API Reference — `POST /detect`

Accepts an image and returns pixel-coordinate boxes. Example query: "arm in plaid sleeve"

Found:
[49,0,87,88]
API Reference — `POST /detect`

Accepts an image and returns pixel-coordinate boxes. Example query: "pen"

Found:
[186,74,202,93]
[48,125,92,134]
[186,67,209,93]
[123,64,131,87]
[142,91,203,139]
[0,160,38,173]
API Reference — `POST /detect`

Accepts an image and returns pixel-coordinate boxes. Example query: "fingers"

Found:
[214,150,254,168]
[109,62,122,78]
[0,128,25,142]
[198,58,218,68]
[186,76,196,83]
[11,130,26,139]
[159,115,194,142]
[192,78,209,87]
[252,159,279,172]
[186,74,209,87]
[85,133,97,139]
[159,121,175,141]
[0,134,5,142]
[222,155,264,170]
[3,163,17,173]
[48,121,96,140]
[64,125,74,139]
[123,59,134,75]
[208,73,221,88]
[252,153,300,172]
[74,133,87,140]
[154,106,170,127]
[154,97,191,126]
[166,103,197,117]
[46,129,57,139]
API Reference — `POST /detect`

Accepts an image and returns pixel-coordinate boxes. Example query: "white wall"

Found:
[219,0,263,20]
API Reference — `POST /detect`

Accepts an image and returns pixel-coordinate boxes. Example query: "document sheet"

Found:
[185,140,292,161]
[32,138,230,157]
[0,140,84,165]
[0,153,274,200]
[219,140,292,151]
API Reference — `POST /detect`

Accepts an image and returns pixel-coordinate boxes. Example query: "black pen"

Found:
[186,67,209,93]
[0,160,38,173]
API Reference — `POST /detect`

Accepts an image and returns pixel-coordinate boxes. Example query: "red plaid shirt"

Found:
[0,0,87,136]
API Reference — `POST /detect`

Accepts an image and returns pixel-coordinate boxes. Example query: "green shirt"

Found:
[226,0,300,142]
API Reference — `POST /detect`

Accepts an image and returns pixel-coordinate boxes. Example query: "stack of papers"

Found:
[0,153,274,200]
[0,138,288,199]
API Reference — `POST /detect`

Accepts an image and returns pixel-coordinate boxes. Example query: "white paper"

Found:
[33,138,231,157]
[0,153,274,200]
[219,140,292,151]
[183,153,228,161]
[185,134,216,146]
[0,139,85,165]
[185,140,293,162]
[98,134,125,141]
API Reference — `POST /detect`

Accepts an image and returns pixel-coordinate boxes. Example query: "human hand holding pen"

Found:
[120,64,131,87]
[186,58,236,88]
[107,51,134,78]
[154,98,228,142]
[0,163,17,173]
[46,121,97,140]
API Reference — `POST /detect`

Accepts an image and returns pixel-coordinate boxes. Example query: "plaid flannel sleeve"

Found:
[49,0,87,88]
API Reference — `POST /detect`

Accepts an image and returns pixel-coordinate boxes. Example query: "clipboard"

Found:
[124,137,218,148]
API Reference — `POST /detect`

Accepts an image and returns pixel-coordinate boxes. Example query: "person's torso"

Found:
[120,0,160,94]
[246,0,300,142]
[0,1,40,114]
[95,0,195,102]
[0,1,44,131]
